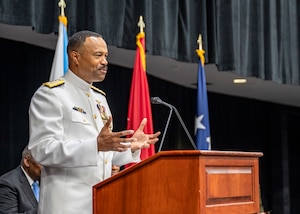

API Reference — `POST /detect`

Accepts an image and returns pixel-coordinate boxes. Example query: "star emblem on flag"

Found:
[195,114,206,130]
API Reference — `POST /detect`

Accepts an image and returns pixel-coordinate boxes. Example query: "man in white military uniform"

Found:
[28,30,160,214]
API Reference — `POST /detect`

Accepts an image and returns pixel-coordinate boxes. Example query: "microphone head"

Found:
[151,97,163,104]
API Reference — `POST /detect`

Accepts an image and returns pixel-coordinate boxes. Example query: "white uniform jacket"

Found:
[28,70,140,214]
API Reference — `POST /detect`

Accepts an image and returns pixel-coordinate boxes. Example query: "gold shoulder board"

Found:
[43,79,65,88]
[91,85,106,96]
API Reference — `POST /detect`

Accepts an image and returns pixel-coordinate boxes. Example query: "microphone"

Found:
[150,97,172,108]
[151,97,197,151]
[151,97,173,152]
[150,96,163,104]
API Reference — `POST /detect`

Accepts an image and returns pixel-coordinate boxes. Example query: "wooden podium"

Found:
[93,150,263,214]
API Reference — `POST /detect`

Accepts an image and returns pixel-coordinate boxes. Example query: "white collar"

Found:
[65,69,93,91]
[21,165,35,186]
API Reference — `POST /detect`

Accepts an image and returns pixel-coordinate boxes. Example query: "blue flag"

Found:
[195,49,211,150]
[49,15,68,81]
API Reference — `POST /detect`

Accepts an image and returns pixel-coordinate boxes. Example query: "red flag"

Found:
[126,31,155,165]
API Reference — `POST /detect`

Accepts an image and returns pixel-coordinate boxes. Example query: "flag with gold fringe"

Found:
[195,35,211,150]
[126,16,155,166]
[49,4,68,81]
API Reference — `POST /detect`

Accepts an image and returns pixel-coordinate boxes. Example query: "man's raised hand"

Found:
[130,118,161,152]
[97,117,137,152]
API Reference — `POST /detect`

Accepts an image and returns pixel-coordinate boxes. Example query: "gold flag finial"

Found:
[58,0,66,17]
[137,16,145,33]
[197,34,203,50]
[196,34,205,65]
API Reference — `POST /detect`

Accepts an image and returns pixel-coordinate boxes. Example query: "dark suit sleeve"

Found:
[0,180,20,213]
[0,172,38,214]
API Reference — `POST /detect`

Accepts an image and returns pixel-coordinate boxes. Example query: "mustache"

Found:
[97,65,108,70]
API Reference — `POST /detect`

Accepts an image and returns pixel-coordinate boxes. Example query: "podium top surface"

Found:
[156,150,263,157]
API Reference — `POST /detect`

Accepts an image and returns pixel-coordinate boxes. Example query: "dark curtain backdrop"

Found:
[0,0,299,84]
[1,1,300,214]
[1,38,300,214]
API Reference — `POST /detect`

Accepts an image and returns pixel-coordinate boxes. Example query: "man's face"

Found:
[75,36,109,83]
[24,155,43,181]
[111,165,120,176]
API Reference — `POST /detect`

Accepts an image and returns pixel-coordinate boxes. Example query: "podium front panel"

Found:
[93,150,262,214]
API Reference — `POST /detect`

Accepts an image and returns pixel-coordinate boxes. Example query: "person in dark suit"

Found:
[111,165,120,176]
[0,146,42,214]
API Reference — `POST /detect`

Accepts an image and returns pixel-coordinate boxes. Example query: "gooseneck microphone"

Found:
[151,97,171,107]
[151,97,197,151]
[151,97,173,152]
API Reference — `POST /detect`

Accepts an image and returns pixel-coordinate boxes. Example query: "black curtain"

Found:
[1,38,300,214]
[214,0,300,84]
[0,0,299,84]
[1,1,300,213]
